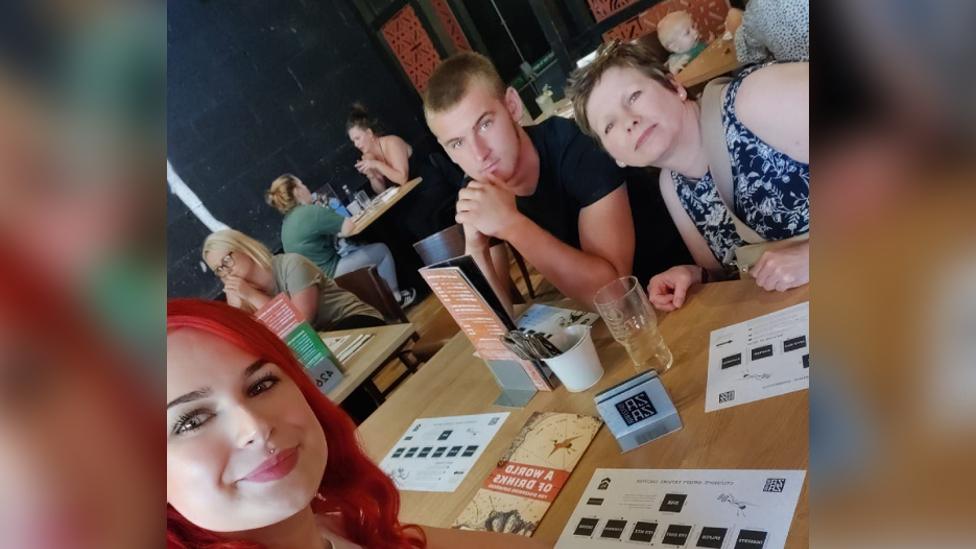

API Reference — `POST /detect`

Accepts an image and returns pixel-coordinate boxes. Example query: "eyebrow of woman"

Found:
[166,359,269,409]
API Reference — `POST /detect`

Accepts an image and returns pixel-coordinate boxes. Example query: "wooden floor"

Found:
[370,255,555,394]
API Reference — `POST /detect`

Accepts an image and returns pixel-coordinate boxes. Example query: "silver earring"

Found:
[269,447,277,455]
[616,160,627,168]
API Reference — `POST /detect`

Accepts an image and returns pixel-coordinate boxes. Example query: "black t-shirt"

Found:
[623,167,694,284]
[518,117,624,249]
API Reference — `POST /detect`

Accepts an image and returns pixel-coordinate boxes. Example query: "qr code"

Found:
[719,390,735,403]
[763,478,786,492]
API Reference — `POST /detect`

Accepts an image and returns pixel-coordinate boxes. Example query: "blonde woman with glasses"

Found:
[202,229,386,331]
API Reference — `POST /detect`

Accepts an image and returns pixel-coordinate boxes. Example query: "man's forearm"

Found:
[500,216,623,306]
[467,245,515,321]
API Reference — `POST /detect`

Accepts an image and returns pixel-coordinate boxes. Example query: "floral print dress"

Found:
[671,64,809,269]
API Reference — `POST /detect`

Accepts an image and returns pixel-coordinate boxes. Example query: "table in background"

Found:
[358,279,808,546]
[531,97,574,125]
[342,177,422,237]
[322,322,417,404]
[676,36,742,88]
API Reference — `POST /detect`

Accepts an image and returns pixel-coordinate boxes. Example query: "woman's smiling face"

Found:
[166,328,327,532]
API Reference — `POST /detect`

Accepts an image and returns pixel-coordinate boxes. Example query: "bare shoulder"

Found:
[381,134,409,151]
[733,63,809,161]
[736,62,808,111]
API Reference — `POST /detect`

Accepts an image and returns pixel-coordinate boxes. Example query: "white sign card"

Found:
[516,304,599,341]
[556,468,806,549]
[706,302,809,412]
[378,412,509,492]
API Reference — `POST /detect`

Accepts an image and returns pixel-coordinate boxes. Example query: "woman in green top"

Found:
[202,229,386,331]
[266,174,416,307]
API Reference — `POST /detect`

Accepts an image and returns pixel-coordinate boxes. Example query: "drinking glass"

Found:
[593,276,673,374]
[355,190,371,211]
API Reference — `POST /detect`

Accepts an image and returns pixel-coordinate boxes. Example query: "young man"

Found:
[423,51,636,312]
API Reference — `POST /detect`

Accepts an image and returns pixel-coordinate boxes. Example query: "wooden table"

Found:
[342,177,422,237]
[531,97,574,125]
[676,37,742,88]
[359,280,808,546]
[322,322,417,404]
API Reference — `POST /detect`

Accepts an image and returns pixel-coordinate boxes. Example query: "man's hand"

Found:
[455,176,523,239]
[748,241,809,292]
[647,265,703,311]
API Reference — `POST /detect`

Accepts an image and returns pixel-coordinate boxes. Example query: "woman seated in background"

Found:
[202,229,386,331]
[348,102,416,194]
[568,40,808,309]
[167,299,550,549]
[347,103,464,241]
[267,173,416,307]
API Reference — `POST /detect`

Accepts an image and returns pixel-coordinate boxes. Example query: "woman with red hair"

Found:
[167,298,548,548]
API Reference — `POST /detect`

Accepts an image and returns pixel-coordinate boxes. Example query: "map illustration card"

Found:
[452,412,602,536]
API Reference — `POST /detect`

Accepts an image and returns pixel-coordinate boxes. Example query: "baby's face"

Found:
[658,15,699,54]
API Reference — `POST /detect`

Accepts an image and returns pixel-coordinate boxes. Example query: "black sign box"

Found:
[659,493,687,513]
[697,526,728,548]
[734,529,767,548]
[751,344,773,361]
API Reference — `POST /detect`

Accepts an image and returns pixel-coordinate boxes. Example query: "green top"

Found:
[271,253,383,331]
[281,204,344,277]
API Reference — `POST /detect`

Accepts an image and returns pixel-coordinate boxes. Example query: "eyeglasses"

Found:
[213,251,235,278]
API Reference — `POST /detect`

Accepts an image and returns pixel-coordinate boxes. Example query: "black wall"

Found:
[460,0,549,84]
[167,0,432,298]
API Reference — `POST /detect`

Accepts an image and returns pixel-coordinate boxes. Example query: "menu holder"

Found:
[420,255,554,407]
[255,294,345,395]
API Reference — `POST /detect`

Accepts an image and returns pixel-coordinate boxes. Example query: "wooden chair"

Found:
[412,224,535,300]
[334,265,409,324]
[333,265,423,391]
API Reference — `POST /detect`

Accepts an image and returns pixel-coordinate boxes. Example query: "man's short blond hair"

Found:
[423,51,506,118]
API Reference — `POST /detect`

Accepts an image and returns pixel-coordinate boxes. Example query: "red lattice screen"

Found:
[603,0,729,43]
[431,0,471,52]
[587,0,640,22]
[381,5,442,93]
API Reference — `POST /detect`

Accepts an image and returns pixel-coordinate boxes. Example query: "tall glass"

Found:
[593,276,673,374]
[355,190,371,211]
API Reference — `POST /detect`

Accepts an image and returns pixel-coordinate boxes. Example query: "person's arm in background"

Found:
[285,285,320,324]
[277,255,328,324]
[306,202,356,238]
[365,168,387,194]
[223,275,271,312]
[337,216,356,237]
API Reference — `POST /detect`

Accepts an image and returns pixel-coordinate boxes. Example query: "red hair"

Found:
[167,299,426,549]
